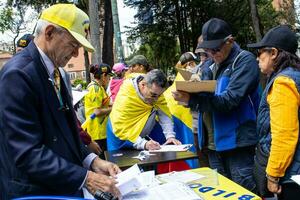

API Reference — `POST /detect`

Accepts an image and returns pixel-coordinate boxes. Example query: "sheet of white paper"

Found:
[116,164,141,196]
[138,171,155,186]
[82,187,95,199]
[291,175,300,185]
[116,164,141,186]
[149,144,193,152]
[157,171,205,183]
[123,182,202,200]
[72,90,87,106]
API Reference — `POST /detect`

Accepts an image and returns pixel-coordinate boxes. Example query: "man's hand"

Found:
[88,141,102,155]
[85,171,121,199]
[267,178,282,194]
[91,157,121,177]
[145,140,160,150]
[172,91,190,104]
[164,137,182,145]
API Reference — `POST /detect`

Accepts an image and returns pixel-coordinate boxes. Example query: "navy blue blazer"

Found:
[0,42,90,198]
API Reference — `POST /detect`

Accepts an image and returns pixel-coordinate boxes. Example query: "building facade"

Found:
[64,47,91,83]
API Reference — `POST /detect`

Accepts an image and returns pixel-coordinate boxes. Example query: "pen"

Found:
[145,135,153,141]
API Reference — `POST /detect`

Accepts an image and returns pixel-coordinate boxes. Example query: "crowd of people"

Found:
[0,3,300,200]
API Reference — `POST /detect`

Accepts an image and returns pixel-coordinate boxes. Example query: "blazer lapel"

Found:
[28,43,82,161]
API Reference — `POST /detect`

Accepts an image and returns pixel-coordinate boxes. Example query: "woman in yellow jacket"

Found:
[84,63,113,153]
[248,25,300,199]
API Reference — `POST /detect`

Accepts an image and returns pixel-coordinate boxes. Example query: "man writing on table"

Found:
[107,69,181,151]
[0,4,121,199]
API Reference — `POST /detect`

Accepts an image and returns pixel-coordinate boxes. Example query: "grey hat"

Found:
[127,55,149,67]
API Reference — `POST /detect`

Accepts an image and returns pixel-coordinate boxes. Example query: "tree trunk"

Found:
[79,4,91,83]
[102,0,114,66]
[173,0,184,53]
[181,0,189,52]
[84,49,91,83]
[89,0,102,64]
[248,0,262,41]
[111,0,124,62]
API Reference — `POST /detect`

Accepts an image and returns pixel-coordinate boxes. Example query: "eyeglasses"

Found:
[149,91,160,98]
[205,35,232,55]
[256,48,273,57]
[205,46,223,55]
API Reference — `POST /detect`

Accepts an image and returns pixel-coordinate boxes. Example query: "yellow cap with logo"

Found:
[40,3,95,52]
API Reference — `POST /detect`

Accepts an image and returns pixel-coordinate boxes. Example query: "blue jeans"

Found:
[208,146,257,193]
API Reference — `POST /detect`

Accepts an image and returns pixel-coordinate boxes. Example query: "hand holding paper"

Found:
[91,157,122,177]
[85,171,120,199]
[172,90,190,104]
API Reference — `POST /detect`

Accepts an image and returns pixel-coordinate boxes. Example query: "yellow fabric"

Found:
[188,168,261,200]
[163,73,193,129]
[84,81,109,140]
[40,4,94,52]
[266,76,300,177]
[124,72,144,79]
[110,78,171,143]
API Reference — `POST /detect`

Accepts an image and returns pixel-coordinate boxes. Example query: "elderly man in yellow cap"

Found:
[0,3,121,199]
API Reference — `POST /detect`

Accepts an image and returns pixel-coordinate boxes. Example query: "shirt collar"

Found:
[36,46,55,78]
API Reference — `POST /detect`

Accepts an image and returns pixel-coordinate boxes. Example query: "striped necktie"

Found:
[53,68,61,97]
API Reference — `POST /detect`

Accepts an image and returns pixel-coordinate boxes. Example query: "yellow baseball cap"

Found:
[40,3,95,52]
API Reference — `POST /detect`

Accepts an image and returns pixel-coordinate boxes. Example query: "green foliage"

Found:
[6,0,75,12]
[257,0,281,34]
[128,32,180,75]
[73,79,88,89]
[124,0,286,76]
[0,7,13,33]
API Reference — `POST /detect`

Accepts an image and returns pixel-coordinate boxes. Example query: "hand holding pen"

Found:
[144,135,160,150]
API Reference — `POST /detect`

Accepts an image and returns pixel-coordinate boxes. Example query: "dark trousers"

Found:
[207,146,257,193]
[278,182,300,200]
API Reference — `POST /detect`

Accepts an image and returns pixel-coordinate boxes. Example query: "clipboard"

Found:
[175,80,216,93]
[176,68,193,81]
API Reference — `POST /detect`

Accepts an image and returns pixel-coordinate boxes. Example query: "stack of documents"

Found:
[123,182,203,200]
[117,164,202,199]
[156,171,205,184]
[116,164,158,196]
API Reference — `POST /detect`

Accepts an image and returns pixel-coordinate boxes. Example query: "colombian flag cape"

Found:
[163,73,199,168]
[107,77,171,150]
